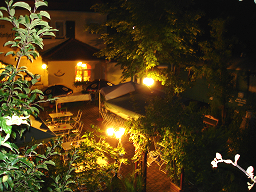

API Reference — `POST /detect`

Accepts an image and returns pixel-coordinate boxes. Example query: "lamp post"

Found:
[143,77,154,87]
[106,127,125,176]
[106,127,125,147]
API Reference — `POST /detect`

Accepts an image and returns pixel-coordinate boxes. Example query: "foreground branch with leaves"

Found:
[0,1,77,191]
[211,153,256,190]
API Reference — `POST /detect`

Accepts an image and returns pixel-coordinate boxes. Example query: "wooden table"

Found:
[49,112,73,120]
[62,139,85,150]
[48,123,74,135]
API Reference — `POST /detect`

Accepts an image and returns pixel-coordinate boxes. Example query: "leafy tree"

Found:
[128,92,233,191]
[90,0,201,82]
[198,18,235,124]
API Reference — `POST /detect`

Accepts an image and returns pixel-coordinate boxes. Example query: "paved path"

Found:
[41,101,171,192]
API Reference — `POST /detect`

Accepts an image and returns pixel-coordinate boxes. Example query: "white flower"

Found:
[248,182,254,190]
[211,160,218,168]
[4,115,30,126]
[216,153,222,160]
[234,154,240,165]
[223,160,233,164]
[247,166,254,178]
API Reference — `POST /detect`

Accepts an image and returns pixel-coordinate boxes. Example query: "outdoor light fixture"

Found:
[42,63,47,69]
[106,127,125,139]
[106,127,115,137]
[107,127,125,139]
[143,77,154,87]
[115,128,125,139]
[106,127,126,176]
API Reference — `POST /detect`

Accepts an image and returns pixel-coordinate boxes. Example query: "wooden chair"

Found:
[72,110,82,122]
[147,150,160,167]
[66,122,84,143]
[152,137,169,174]
[71,121,83,133]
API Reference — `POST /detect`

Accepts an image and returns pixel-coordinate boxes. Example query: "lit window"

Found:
[75,63,91,82]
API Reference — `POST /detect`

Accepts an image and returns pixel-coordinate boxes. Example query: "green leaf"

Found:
[0,153,7,161]
[55,175,60,183]
[30,18,40,29]
[19,158,33,168]
[9,8,15,17]
[39,10,50,20]
[35,1,48,9]
[4,41,15,47]
[6,175,14,189]
[24,88,30,94]
[0,7,8,12]
[2,124,12,135]
[1,141,12,151]
[64,188,73,192]
[44,160,55,166]
[37,164,48,170]
[0,17,11,22]
[31,89,43,94]
[0,182,3,191]
[38,20,49,27]
[8,0,14,7]
[30,13,38,20]
[5,51,15,56]
[24,14,30,25]
[12,2,31,12]
[42,32,56,37]
[31,78,38,85]
[36,154,46,159]
[30,106,40,114]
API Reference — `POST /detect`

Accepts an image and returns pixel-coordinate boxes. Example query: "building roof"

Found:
[41,38,102,62]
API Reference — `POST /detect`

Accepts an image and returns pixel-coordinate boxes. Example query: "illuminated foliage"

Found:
[91,0,201,80]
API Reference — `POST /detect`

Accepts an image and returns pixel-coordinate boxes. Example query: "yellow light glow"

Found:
[81,63,87,68]
[42,64,47,69]
[106,127,115,136]
[77,62,82,66]
[143,77,154,87]
[75,76,82,82]
[115,128,125,139]
[97,157,108,167]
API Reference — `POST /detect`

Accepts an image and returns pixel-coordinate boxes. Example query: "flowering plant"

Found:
[211,153,256,190]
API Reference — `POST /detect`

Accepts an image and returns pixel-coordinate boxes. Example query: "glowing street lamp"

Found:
[106,127,115,137]
[42,63,47,69]
[115,128,125,139]
[143,77,154,87]
[106,127,125,141]
[106,127,125,176]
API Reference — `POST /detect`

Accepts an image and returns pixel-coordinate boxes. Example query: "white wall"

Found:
[48,60,105,93]
[0,9,125,91]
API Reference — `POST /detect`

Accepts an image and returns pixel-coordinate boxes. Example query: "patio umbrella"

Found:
[14,116,55,145]
[86,79,114,93]
[43,85,73,97]
[100,81,146,100]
